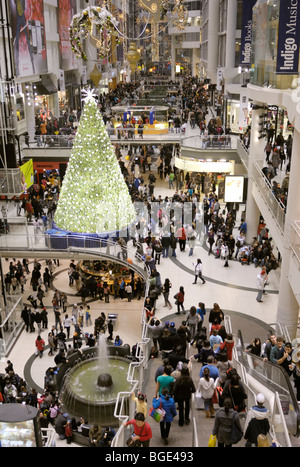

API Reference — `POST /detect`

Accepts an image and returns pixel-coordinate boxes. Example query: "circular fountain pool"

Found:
[60,356,132,425]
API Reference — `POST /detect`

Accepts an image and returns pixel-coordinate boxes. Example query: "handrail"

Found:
[224,316,297,444]
[237,328,300,439]
[181,134,237,151]
[0,233,149,281]
[252,160,286,234]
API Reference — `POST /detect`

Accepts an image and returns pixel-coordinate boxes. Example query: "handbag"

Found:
[230,419,243,445]
[126,422,145,447]
[149,399,166,422]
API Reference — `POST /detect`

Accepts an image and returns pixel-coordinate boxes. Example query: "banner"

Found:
[9,0,47,77]
[20,159,34,193]
[239,93,249,129]
[276,0,300,74]
[240,0,256,67]
[58,0,77,69]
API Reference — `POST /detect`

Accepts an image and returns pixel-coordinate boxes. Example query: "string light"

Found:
[54,91,136,234]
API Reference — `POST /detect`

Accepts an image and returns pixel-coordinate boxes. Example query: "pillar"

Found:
[225,0,237,70]
[207,0,219,82]
[171,35,176,81]
[276,128,300,338]
[245,101,266,242]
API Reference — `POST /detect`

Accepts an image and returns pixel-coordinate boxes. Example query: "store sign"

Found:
[240,0,256,66]
[276,0,300,74]
[224,176,245,203]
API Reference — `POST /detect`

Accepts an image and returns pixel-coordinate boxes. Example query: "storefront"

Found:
[266,105,294,141]
[32,161,67,184]
[112,105,169,134]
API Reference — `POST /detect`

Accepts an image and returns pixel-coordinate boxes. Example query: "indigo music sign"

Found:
[276,0,300,74]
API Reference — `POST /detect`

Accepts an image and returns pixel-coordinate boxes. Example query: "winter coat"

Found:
[212,407,242,446]
[244,405,270,444]
[172,376,196,401]
[198,377,215,399]
[152,395,177,423]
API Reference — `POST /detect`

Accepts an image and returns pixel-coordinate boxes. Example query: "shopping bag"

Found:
[149,406,166,422]
[208,434,217,447]
[149,399,166,422]
[194,390,204,409]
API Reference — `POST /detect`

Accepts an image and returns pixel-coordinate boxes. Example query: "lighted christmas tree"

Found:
[54,90,136,233]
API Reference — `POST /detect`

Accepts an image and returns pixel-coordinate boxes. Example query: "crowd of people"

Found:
[1,74,296,448]
[123,299,300,447]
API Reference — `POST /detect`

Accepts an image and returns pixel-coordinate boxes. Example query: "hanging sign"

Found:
[276,0,300,74]
[240,0,256,67]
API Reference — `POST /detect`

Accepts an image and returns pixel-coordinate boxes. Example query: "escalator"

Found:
[237,328,300,442]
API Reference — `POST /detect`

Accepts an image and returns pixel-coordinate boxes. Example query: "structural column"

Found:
[206,0,219,82]
[171,35,176,81]
[225,0,237,70]
[276,128,300,338]
[245,102,265,242]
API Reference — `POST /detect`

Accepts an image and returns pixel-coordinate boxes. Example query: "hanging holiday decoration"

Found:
[69,0,188,61]
[126,42,141,74]
[69,5,121,60]
[90,64,102,87]
[172,0,189,30]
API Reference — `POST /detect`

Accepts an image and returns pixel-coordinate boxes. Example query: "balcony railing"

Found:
[252,160,286,234]
[236,138,250,170]
[290,221,300,265]
[0,168,23,196]
[181,134,237,151]
[19,127,183,150]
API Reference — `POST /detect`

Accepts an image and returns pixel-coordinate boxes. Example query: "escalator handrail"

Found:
[237,329,300,438]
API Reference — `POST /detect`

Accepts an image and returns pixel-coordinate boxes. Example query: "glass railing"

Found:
[0,168,23,195]
[0,232,149,284]
[290,221,300,265]
[0,295,23,357]
[252,160,286,234]
[236,138,250,170]
[19,128,182,150]
[181,134,237,150]
[237,329,300,440]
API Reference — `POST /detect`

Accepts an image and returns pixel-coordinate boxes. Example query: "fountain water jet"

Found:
[59,335,132,425]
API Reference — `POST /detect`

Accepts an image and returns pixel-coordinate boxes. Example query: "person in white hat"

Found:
[243,393,270,447]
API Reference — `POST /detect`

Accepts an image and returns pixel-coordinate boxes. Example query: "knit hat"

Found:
[256,393,265,404]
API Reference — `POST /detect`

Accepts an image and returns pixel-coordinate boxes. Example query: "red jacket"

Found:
[35,338,45,351]
[125,420,152,442]
[220,339,234,361]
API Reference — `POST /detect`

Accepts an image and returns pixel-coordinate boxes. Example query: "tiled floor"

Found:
[0,122,288,448]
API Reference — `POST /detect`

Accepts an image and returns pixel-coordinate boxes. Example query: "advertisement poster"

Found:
[239,93,249,128]
[240,0,256,67]
[58,0,77,69]
[9,0,47,77]
[224,176,244,203]
[276,0,300,74]
[20,159,34,193]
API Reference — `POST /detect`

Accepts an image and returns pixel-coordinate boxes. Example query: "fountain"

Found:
[59,334,133,426]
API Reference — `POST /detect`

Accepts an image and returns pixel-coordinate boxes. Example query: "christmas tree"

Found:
[54,90,136,234]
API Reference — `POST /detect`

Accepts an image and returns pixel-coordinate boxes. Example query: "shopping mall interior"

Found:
[0,0,299,450]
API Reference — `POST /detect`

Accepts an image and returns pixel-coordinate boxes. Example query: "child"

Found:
[131,392,148,418]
